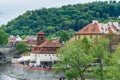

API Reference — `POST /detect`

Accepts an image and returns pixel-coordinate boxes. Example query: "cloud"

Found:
[0,0,87,25]
[0,0,119,25]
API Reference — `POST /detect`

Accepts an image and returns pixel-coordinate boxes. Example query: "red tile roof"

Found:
[69,21,120,42]
[31,31,61,54]
[75,23,101,35]
[75,22,120,35]
[41,41,61,47]
[69,36,76,42]
[35,40,61,47]
[31,40,61,54]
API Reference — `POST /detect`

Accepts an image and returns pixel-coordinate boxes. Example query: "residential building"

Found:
[8,35,22,46]
[70,20,120,42]
[30,31,62,65]
[24,36,37,48]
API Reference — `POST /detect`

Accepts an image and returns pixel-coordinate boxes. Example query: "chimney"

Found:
[108,22,112,26]
[92,20,98,25]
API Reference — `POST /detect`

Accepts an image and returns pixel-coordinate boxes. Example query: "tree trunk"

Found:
[75,78,78,80]
[80,75,85,80]
[99,58,104,80]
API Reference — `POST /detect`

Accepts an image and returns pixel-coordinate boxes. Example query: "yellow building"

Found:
[70,20,120,42]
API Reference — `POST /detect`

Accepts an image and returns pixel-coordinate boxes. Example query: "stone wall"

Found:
[0,46,16,59]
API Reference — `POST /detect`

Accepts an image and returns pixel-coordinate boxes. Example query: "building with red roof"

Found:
[70,20,120,42]
[24,36,37,47]
[8,35,22,46]
[30,31,62,65]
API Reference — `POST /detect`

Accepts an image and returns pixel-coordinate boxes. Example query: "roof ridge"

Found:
[39,40,48,47]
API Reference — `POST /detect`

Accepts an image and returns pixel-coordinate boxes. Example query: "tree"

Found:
[104,44,120,80]
[60,30,70,43]
[0,30,9,46]
[21,35,26,40]
[56,38,94,80]
[16,42,29,53]
[93,39,110,80]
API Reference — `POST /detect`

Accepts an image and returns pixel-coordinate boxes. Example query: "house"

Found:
[8,35,22,46]
[70,20,120,42]
[24,36,37,47]
[30,31,62,65]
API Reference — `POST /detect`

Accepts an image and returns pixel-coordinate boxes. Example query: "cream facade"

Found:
[72,20,120,42]
[30,53,58,65]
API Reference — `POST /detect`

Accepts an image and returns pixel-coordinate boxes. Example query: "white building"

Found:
[30,31,61,65]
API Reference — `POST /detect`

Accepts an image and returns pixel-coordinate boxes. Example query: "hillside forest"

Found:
[1,1,120,37]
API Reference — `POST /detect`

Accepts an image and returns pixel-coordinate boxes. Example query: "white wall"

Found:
[11,58,18,64]
[30,53,58,65]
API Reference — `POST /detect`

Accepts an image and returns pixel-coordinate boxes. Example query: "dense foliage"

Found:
[56,38,94,80]
[1,1,120,36]
[56,38,120,80]
[16,42,29,53]
[0,30,9,46]
[60,30,70,43]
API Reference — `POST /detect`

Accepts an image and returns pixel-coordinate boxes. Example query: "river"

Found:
[0,64,16,80]
[0,64,61,80]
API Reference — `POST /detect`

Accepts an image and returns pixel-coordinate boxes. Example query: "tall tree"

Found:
[16,42,29,53]
[104,44,120,80]
[0,30,9,46]
[56,38,94,80]
[60,30,70,43]
[93,39,110,80]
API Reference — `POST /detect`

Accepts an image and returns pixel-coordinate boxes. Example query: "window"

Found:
[47,48,50,51]
[78,35,80,39]
[84,35,86,38]
[53,48,55,51]
[41,37,43,40]
[90,35,92,39]
[96,35,98,40]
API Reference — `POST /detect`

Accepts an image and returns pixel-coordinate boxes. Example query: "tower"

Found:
[37,31,46,45]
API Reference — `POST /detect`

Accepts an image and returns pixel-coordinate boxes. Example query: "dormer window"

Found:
[91,27,96,32]
[84,29,86,32]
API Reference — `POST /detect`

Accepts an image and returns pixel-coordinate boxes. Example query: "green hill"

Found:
[1,1,120,36]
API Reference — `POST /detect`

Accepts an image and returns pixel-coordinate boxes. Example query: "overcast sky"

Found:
[0,0,119,25]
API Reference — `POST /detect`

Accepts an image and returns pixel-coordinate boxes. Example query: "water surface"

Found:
[0,64,60,80]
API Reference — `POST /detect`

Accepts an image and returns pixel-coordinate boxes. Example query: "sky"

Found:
[0,0,119,25]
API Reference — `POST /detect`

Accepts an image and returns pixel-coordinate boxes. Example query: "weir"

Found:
[0,46,16,63]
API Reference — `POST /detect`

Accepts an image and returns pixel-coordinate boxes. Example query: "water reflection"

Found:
[0,64,16,80]
[0,64,59,80]
[0,74,17,80]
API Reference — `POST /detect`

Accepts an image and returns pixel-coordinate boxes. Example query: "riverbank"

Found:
[0,64,60,80]
[15,63,54,71]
